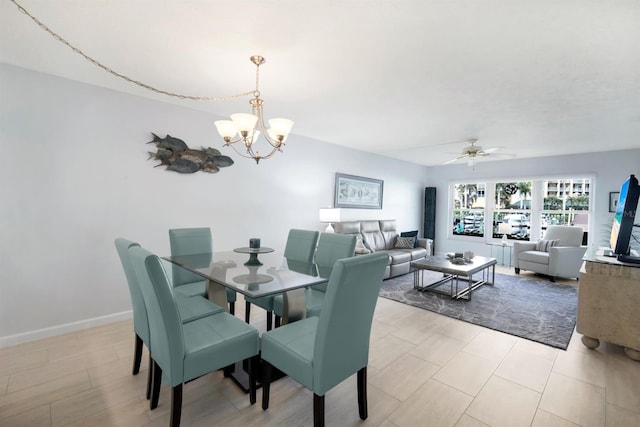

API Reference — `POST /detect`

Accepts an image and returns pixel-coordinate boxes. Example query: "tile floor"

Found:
[1,268,639,426]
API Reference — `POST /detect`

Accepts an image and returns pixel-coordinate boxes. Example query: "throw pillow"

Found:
[400,230,419,248]
[355,236,371,255]
[536,239,560,252]
[362,238,375,253]
[394,236,416,249]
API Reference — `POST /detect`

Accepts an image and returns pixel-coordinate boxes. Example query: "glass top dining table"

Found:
[163,250,329,324]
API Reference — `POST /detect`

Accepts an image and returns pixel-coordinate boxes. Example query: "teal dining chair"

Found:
[115,238,225,399]
[261,252,388,427]
[169,227,237,314]
[273,232,357,324]
[114,238,152,398]
[244,229,319,330]
[130,246,260,426]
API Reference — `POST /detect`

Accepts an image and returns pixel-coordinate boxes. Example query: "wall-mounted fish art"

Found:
[147,133,234,173]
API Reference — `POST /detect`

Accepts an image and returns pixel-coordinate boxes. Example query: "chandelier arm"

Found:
[9,0,253,102]
[254,106,282,149]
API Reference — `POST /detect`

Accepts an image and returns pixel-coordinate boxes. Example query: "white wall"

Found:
[425,149,640,257]
[0,63,428,345]
[2,63,637,346]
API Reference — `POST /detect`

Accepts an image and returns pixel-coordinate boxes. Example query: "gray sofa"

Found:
[333,220,433,279]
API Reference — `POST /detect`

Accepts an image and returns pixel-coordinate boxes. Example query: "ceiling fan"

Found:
[442,139,507,166]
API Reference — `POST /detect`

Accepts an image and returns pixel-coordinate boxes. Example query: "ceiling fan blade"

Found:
[482,146,502,153]
[442,158,461,165]
[441,153,468,165]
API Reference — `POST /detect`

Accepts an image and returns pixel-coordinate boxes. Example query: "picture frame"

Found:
[335,173,383,209]
[609,192,620,213]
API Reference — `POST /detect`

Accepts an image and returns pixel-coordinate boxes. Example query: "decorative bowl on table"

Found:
[450,257,466,265]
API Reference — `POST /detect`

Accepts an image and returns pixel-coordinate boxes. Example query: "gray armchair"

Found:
[513,225,587,281]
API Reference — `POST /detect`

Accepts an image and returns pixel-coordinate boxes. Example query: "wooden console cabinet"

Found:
[577,250,640,361]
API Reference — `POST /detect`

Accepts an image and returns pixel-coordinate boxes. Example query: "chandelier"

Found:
[214,56,294,164]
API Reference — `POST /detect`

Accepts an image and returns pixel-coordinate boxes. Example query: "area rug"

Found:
[379,271,578,349]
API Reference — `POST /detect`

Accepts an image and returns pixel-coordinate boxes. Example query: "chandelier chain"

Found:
[9,0,253,102]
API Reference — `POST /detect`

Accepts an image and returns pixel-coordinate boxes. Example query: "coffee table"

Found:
[411,255,497,300]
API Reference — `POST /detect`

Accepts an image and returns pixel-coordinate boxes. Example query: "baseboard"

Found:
[0,310,133,349]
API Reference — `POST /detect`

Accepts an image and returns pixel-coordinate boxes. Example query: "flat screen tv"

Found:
[610,174,640,262]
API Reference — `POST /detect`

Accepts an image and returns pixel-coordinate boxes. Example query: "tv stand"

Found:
[577,250,640,361]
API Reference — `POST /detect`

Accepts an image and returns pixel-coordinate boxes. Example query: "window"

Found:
[493,181,532,241]
[450,176,592,243]
[452,183,485,238]
[541,178,590,239]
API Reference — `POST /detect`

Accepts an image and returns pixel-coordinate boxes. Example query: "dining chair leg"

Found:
[248,355,258,405]
[151,360,162,410]
[313,394,325,427]
[146,353,153,400]
[262,360,272,410]
[229,301,235,315]
[170,384,183,427]
[357,367,368,420]
[274,315,281,328]
[244,301,252,323]
[266,311,273,331]
[133,334,143,375]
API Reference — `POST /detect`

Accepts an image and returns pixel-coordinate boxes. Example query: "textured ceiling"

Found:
[1,0,639,166]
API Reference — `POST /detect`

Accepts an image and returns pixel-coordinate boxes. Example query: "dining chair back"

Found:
[245,229,319,330]
[114,238,150,384]
[169,227,237,313]
[169,227,213,288]
[130,246,259,426]
[284,229,321,262]
[261,252,388,427]
[312,232,357,292]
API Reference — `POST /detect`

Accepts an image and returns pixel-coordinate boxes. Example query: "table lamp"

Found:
[498,222,512,244]
[319,208,341,233]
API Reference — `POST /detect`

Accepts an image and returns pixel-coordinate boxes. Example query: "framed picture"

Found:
[335,173,383,209]
[609,192,620,213]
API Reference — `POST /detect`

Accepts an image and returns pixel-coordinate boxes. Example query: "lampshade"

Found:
[498,222,512,235]
[230,113,259,134]
[214,120,238,139]
[268,118,294,140]
[319,208,341,223]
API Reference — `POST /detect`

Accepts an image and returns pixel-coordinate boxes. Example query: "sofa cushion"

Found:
[379,220,399,249]
[384,249,412,265]
[519,250,550,265]
[333,221,361,235]
[402,246,428,260]
[535,239,559,252]
[394,236,416,249]
[361,220,386,251]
